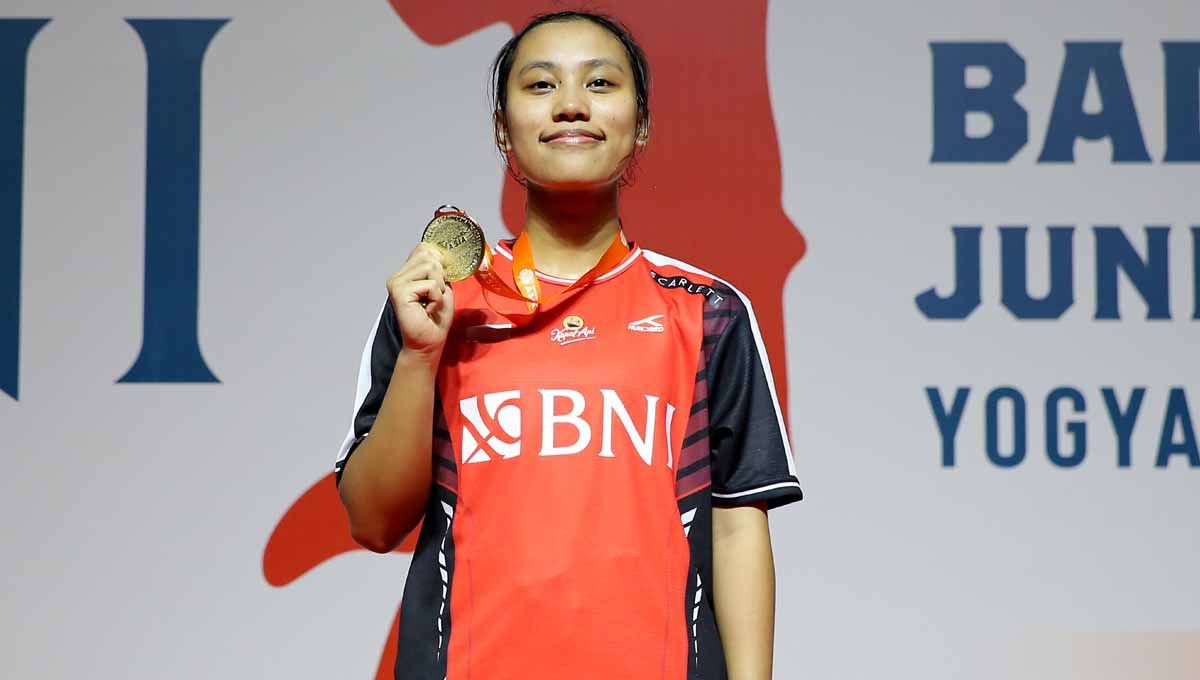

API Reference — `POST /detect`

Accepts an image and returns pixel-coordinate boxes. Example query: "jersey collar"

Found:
[493,237,643,286]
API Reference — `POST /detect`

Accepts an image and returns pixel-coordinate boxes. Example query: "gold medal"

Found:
[417,205,631,336]
[420,205,486,282]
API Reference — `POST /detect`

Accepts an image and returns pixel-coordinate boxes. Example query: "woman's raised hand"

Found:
[387,242,456,357]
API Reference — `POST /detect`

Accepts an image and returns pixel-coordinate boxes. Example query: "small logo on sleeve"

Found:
[627,314,665,333]
[649,271,726,307]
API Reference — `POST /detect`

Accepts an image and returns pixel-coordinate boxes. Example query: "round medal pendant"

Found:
[420,205,486,282]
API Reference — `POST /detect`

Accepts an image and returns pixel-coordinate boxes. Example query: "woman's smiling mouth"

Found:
[543,128,604,144]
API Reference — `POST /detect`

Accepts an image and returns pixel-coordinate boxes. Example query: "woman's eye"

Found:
[527,78,611,91]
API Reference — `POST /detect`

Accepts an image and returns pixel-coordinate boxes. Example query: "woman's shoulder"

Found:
[635,245,750,315]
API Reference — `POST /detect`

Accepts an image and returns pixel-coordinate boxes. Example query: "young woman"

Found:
[335,11,802,680]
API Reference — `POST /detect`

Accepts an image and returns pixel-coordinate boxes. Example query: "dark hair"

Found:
[488,10,651,185]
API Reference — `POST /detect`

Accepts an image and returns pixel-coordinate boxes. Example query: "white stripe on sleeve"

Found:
[335,300,388,467]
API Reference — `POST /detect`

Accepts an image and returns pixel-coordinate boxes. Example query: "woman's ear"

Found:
[495,113,512,152]
[635,118,650,148]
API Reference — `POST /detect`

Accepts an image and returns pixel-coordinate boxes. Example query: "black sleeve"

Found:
[334,298,402,486]
[706,292,803,510]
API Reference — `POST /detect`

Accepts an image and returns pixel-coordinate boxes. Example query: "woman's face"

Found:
[500,20,643,191]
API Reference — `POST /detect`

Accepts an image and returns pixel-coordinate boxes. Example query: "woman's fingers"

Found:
[407,244,447,275]
[425,281,444,303]
[405,278,443,303]
[403,258,446,286]
[386,242,455,351]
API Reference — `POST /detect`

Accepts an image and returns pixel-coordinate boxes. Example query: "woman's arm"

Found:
[338,243,454,553]
[712,501,776,680]
[337,349,439,553]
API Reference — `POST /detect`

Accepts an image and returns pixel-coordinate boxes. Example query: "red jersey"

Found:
[335,239,802,679]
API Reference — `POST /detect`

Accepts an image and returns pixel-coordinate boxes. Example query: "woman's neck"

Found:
[522,184,625,279]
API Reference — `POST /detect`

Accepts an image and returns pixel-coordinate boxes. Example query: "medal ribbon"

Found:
[473,229,630,328]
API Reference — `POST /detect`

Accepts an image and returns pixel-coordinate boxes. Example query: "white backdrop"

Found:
[2,0,1198,678]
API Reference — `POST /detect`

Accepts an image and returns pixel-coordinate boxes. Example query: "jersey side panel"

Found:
[642,256,729,679]
[394,481,458,679]
[643,249,803,678]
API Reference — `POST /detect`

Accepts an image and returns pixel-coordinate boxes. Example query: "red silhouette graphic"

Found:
[264,4,806,678]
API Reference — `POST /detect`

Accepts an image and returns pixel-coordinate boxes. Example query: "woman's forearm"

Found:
[712,502,776,680]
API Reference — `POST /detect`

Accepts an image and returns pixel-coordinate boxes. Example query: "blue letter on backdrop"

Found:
[1156,388,1199,467]
[931,42,1028,162]
[1163,42,1200,163]
[119,19,228,384]
[1046,387,1087,467]
[1194,227,1200,320]
[1000,226,1075,319]
[916,226,982,319]
[0,19,50,401]
[1094,226,1170,320]
[1102,387,1145,467]
[1039,42,1151,163]
[986,387,1027,467]
[927,387,970,467]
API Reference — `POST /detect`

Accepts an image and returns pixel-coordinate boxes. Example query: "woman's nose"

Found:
[552,86,590,122]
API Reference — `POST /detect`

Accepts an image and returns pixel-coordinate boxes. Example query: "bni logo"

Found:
[459,390,521,463]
